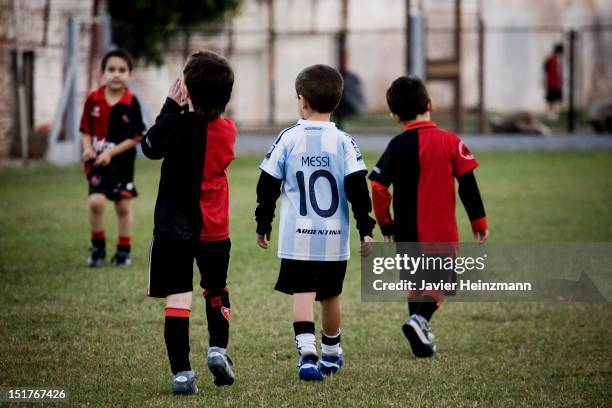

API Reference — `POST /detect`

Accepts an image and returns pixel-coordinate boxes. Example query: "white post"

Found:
[46,16,80,164]
[66,15,80,161]
[409,0,426,79]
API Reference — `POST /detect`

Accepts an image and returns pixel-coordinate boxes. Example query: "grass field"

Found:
[1,151,611,407]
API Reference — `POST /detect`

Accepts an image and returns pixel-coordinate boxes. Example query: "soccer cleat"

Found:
[298,355,323,381]
[402,314,437,358]
[87,246,106,267]
[319,354,344,376]
[207,348,235,386]
[172,370,197,395]
[111,250,132,268]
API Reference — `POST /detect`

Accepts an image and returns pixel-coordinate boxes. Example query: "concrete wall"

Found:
[2,0,611,162]
[0,0,93,160]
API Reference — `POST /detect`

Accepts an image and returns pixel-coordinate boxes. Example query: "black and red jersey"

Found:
[79,85,145,180]
[142,98,236,242]
[369,121,487,243]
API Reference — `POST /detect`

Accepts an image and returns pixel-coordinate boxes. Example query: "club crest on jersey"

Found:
[348,135,363,160]
[91,106,101,117]
[90,175,102,186]
[122,114,130,123]
[221,307,231,321]
[459,141,475,160]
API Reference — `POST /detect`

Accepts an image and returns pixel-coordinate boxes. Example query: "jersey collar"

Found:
[403,120,437,131]
[91,85,133,106]
[297,119,336,128]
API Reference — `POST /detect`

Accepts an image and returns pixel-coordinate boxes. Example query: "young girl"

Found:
[80,49,145,267]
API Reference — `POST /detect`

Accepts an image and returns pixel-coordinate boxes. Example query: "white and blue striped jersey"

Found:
[260,119,366,261]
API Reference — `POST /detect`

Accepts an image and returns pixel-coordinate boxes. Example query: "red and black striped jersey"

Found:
[79,85,145,180]
[369,121,486,243]
[142,98,236,242]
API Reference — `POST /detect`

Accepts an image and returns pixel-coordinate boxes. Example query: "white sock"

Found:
[208,346,226,355]
[321,331,342,356]
[295,333,317,357]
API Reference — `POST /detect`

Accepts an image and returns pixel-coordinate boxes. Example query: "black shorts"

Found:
[546,88,562,103]
[275,259,347,301]
[85,160,138,201]
[147,234,231,298]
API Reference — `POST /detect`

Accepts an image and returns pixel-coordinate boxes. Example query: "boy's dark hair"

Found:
[295,64,343,113]
[554,43,564,54]
[386,76,430,122]
[101,49,134,72]
[183,51,234,118]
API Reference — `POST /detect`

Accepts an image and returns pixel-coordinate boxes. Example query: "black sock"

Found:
[293,321,317,359]
[321,332,341,346]
[164,310,191,375]
[408,300,420,316]
[91,231,105,248]
[91,238,105,249]
[293,321,315,337]
[321,331,341,356]
[204,289,230,348]
[416,297,439,321]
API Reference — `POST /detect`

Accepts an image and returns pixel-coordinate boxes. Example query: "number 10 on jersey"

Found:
[296,170,339,218]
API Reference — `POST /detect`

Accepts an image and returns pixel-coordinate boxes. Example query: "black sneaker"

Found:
[111,250,132,267]
[402,314,437,358]
[87,246,106,267]
[207,347,235,386]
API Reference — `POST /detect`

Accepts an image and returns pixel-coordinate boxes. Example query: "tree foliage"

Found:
[107,0,241,65]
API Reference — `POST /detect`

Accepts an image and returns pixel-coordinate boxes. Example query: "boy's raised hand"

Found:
[360,235,374,257]
[168,77,187,106]
[256,233,271,249]
[474,229,489,244]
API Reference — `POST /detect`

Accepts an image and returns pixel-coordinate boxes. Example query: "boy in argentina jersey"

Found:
[255,65,375,381]
[262,123,364,260]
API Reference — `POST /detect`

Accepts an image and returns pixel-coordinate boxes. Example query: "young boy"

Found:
[255,64,375,381]
[80,49,145,267]
[543,43,564,120]
[369,76,489,358]
[142,51,236,394]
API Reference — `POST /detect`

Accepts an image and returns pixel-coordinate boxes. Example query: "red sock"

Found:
[91,230,105,247]
[117,236,131,252]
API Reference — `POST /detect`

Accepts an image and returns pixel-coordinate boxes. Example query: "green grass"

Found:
[336,109,591,134]
[0,151,611,407]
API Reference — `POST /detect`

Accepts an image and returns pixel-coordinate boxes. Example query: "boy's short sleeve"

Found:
[259,133,287,180]
[452,135,479,177]
[130,96,146,141]
[343,134,367,176]
[368,142,394,186]
[129,97,146,140]
[79,94,93,135]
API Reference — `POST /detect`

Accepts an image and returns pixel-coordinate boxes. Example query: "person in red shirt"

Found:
[79,49,145,268]
[369,76,489,358]
[543,43,564,120]
[142,51,236,394]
